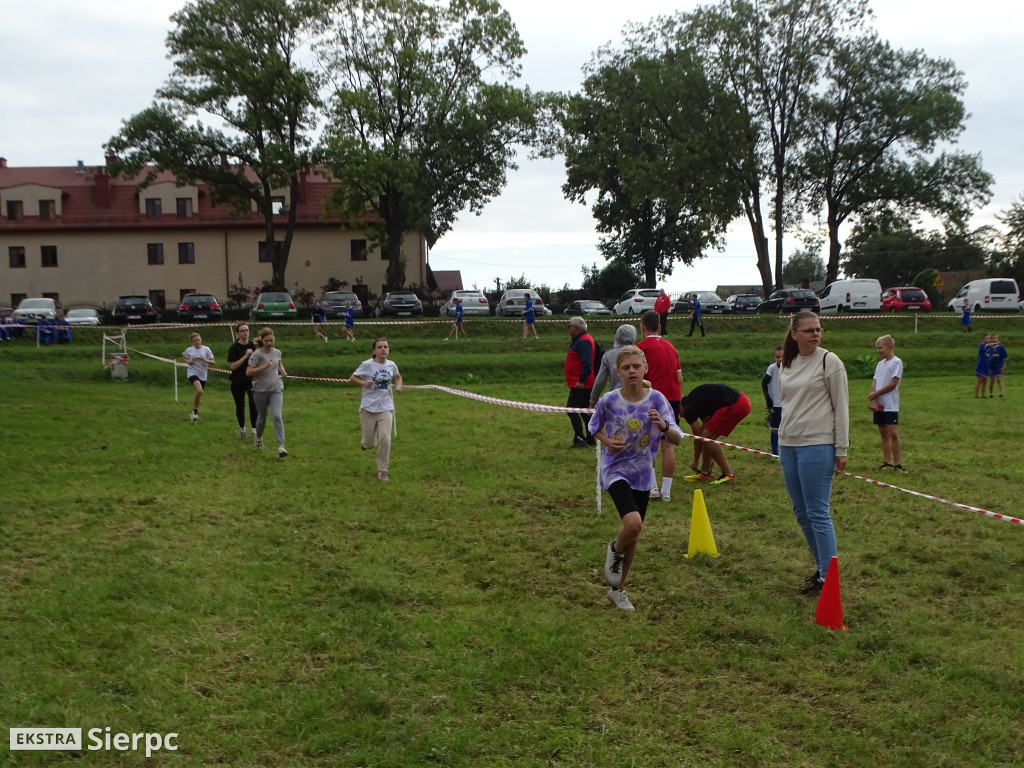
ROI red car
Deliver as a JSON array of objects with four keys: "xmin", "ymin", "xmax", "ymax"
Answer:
[{"xmin": 881, "ymin": 286, "xmax": 931, "ymax": 313}]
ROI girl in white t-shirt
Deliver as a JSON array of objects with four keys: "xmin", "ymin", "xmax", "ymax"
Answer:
[
  {"xmin": 869, "ymin": 334, "xmax": 904, "ymax": 472},
  {"xmin": 182, "ymin": 332, "xmax": 215, "ymax": 424},
  {"xmin": 351, "ymin": 338, "xmax": 403, "ymax": 481}
]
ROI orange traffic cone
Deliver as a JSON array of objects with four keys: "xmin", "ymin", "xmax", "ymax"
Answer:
[
  {"xmin": 814, "ymin": 556, "xmax": 849, "ymax": 631},
  {"xmin": 684, "ymin": 490, "xmax": 719, "ymax": 558}
]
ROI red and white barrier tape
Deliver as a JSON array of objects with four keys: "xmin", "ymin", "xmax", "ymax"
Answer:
[{"xmin": 119, "ymin": 345, "xmax": 1021, "ymax": 526}]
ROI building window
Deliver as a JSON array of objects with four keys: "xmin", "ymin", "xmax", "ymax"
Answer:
[
  {"xmin": 41, "ymin": 246, "xmax": 58, "ymax": 268},
  {"xmin": 11, "ymin": 293, "xmax": 28, "ymax": 306},
  {"xmin": 259, "ymin": 241, "xmax": 281, "ymax": 263},
  {"xmin": 145, "ymin": 198, "xmax": 162, "ymax": 217},
  {"xmin": 9, "ymin": 246, "xmax": 26, "ymax": 268},
  {"xmin": 351, "ymin": 239, "xmax": 367, "ymax": 261},
  {"xmin": 6, "ymin": 201, "xmax": 23, "ymax": 221},
  {"xmin": 150, "ymin": 290, "xmax": 166, "ymax": 310},
  {"xmin": 178, "ymin": 242, "xmax": 196, "ymax": 264},
  {"xmin": 147, "ymin": 243, "xmax": 165, "ymax": 265},
  {"xmin": 39, "ymin": 200, "xmax": 56, "ymax": 220},
  {"xmin": 43, "ymin": 292, "xmax": 60, "ymax": 303},
  {"xmin": 176, "ymin": 198, "xmax": 193, "ymax": 218},
  {"xmin": 271, "ymin": 196, "xmax": 286, "ymax": 215}
]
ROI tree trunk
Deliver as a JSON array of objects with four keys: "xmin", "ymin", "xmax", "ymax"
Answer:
[{"xmin": 825, "ymin": 200, "xmax": 842, "ymax": 284}]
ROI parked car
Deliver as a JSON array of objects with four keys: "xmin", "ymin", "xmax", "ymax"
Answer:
[
  {"xmin": 375, "ymin": 291, "xmax": 424, "ymax": 317},
  {"xmin": 65, "ymin": 308, "xmax": 101, "ymax": 326},
  {"xmin": 563, "ymin": 299, "xmax": 612, "ymax": 316},
  {"xmin": 881, "ymin": 287, "xmax": 931, "ymax": 313},
  {"xmin": 12, "ymin": 298, "xmax": 63, "ymax": 325},
  {"xmin": 673, "ymin": 291, "xmax": 729, "ymax": 314},
  {"xmin": 495, "ymin": 288, "xmax": 547, "ymax": 317},
  {"xmin": 725, "ymin": 294, "xmax": 762, "ymax": 314},
  {"xmin": 111, "ymin": 295, "xmax": 160, "ymax": 324},
  {"xmin": 250, "ymin": 292, "xmax": 297, "ymax": 322},
  {"xmin": 320, "ymin": 291, "xmax": 363, "ymax": 319},
  {"xmin": 442, "ymin": 290, "xmax": 491, "ymax": 316},
  {"xmin": 177, "ymin": 293, "xmax": 223, "ymax": 322},
  {"xmin": 817, "ymin": 278, "xmax": 882, "ymax": 314},
  {"xmin": 947, "ymin": 278, "xmax": 1021, "ymax": 313},
  {"xmin": 612, "ymin": 288, "xmax": 660, "ymax": 315},
  {"xmin": 757, "ymin": 289, "xmax": 820, "ymax": 314}
]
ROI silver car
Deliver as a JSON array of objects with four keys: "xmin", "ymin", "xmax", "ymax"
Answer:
[
  {"xmin": 495, "ymin": 288, "xmax": 547, "ymax": 317},
  {"xmin": 442, "ymin": 290, "xmax": 491, "ymax": 316},
  {"xmin": 13, "ymin": 297, "xmax": 62, "ymax": 325},
  {"xmin": 65, "ymin": 309, "xmax": 101, "ymax": 326}
]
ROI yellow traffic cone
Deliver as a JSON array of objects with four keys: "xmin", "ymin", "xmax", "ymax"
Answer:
[{"xmin": 685, "ymin": 489, "xmax": 719, "ymax": 558}]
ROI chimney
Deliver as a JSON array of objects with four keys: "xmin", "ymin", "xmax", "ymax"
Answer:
[{"xmin": 94, "ymin": 168, "xmax": 112, "ymax": 208}]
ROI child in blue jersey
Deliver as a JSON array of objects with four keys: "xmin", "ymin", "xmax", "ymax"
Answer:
[
  {"xmin": 521, "ymin": 297, "xmax": 538, "ymax": 340},
  {"xmin": 986, "ymin": 333, "xmax": 1009, "ymax": 398},
  {"xmin": 311, "ymin": 301, "xmax": 327, "ymax": 342},
  {"xmin": 960, "ymin": 298, "xmax": 972, "ymax": 332},
  {"xmin": 761, "ymin": 345, "xmax": 783, "ymax": 455},
  {"xmin": 343, "ymin": 301, "xmax": 356, "ymax": 342},
  {"xmin": 975, "ymin": 333, "xmax": 992, "ymax": 397},
  {"xmin": 590, "ymin": 345, "xmax": 684, "ymax": 611},
  {"xmin": 445, "ymin": 298, "xmax": 467, "ymax": 340}
]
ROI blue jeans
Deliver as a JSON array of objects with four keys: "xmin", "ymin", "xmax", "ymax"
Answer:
[{"xmin": 780, "ymin": 444, "xmax": 837, "ymax": 579}]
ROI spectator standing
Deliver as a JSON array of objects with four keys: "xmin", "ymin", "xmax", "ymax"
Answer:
[
  {"xmin": 762, "ymin": 345, "xmax": 784, "ymax": 456},
  {"xmin": 182, "ymin": 332, "xmax": 215, "ymax": 423},
  {"xmin": 227, "ymin": 322, "xmax": 257, "ymax": 439},
  {"xmin": 778, "ymin": 311, "xmax": 849, "ymax": 596},
  {"xmin": 590, "ymin": 324, "xmax": 638, "ymax": 406},
  {"xmin": 565, "ymin": 316, "xmax": 597, "ymax": 448},
  {"xmin": 686, "ymin": 293, "xmax": 705, "ymax": 337},
  {"xmin": 247, "ymin": 327, "xmax": 288, "ymax": 457},
  {"xmin": 986, "ymin": 333, "xmax": 1009, "ymax": 397},
  {"xmin": 868, "ymin": 334, "xmax": 905, "ymax": 472},
  {"xmin": 679, "ymin": 384, "xmax": 752, "ymax": 484},
  {"xmin": 636, "ymin": 310, "xmax": 683, "ymax": 500},
  {"xmin": 975, "ymin": 333, "xmax": 992, "ymax": 397},
  {"xmin": 351, "ymin": 337, "xmax": 403, "ymax": 481},
  {"xmin": 654, "ymin": 288, "xmax": 672, "ymax": 336}
]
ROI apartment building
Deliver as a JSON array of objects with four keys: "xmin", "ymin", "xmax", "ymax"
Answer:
[{"xmin": 0, "ymin": 157, "xmax": 427, "ymax": 310}]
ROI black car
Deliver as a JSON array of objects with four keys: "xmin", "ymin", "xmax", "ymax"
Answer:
[
  {"xmin": 725, "ymin": 294, "xmax": 761, "ymax": 314},
  {"xmin": 757, "ymin": 289, "xmax": 820, "ymax": 314},
  {"xmin": 673, "ymin": 291, "xmax": 730, "ymax": 314},
  {"xmin": 177, "ymin": 294, "xmax": 223, "ymax": 322},
  {"xmin": 111, "ymin": 295, "xmax": 160, "ymax": 324},
  {"xmin": 563, "ymin": 299, "xmax": 612, "ymax": 316},
  {"xmin": 320, "ymin": 291, "xmax": 363, "ymax": 319},
  {"xmin": 375, "ymin": 291, "xmax": 423, "ymax": 317}
]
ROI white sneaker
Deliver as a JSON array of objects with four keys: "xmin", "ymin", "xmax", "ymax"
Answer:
[
  {"xmin": 322, "ymin": 335, "xmax": 328, "ymax": 342},
  {"xmin": 278, "ymin": 445, "xmax": 288, "ymax": 458},
  {"xmin": 604, "ymin": 540, "xmax": 624, "ymax": 588},
  {"xmin": 662, "ymin": 492, "xmax": 671, "ymax": 503},
  {"xmin": 190, "ymin": 411, "xmax": 198, "ymax": 424},
  {"xmin": 649, "ymin": 487, "xmax": 661, "ymax": 499},
  {"xmin": 254, "ymin": 435, "xmax": 263, "ymax": 450},
  {"xmin": 239, "ymin": 427, "xmax": 246, "ymax": 439},
  {"xmin": 607, "ymin": 587, "xmax": 635, "ymax": 611}
]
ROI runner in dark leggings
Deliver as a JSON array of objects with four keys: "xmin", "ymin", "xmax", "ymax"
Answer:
[{"xmin": 227, "ymin": 322, "xmax": 257, "ymax": 439}]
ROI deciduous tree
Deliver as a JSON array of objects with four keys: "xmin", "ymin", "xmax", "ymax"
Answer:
[
  {"xmin": 105, "ymin": 0, "xmax": 328, "ymax": 289},
  {"xmin": 319, "ymin": 0, "xmax": 540, "ymax": 290}
]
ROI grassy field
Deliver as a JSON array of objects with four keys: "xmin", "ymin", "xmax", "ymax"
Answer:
[{"xmin": 1, "ymin": 314, "xmax": 1022, "ymax": 767}]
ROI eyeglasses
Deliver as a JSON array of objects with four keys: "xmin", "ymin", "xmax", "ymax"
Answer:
[{"xmin": 795, "ymin": 327, "xmax": 823, "ymax": 334}]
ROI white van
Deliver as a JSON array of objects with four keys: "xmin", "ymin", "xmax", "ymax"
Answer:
[
  {"xmin": 947, "ymin": 278, "xmax": 1021, "ymax": 313},
  {"xmin": 817, "ymin": 279, "xmax": 882, "ymax": 314}
]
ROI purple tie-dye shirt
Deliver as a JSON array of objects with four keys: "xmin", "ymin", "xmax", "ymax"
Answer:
[{"xmin": 589, "ymin": 388, "xmax": 682, "ymax": 491}]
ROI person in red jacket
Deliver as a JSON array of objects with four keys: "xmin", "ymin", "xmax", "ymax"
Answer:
[
  {"xmin": 637, "ymin": 310, "xmax": 683, "ymax": 499},
  {"xmin": 654, "ymin": 288, "xmax": 672, "ymax": 336},
  {"xmin": 565, "ymin": 316, "xmax": 597, "ymax": 448}
]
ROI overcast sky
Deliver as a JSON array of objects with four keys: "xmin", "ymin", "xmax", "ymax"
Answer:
[{"xmin": 2, "ymin": 0, "xmax": 1021, "ymax": 295}]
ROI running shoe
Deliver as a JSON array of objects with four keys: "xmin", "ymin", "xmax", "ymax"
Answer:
[
  {"xmin": 607, "ymin": 587, "xmax": 635, "ymax": 611},
  {"xmin": 683, "ymin": 472, "xmax": 713, "ymax": 482},
  {"xmin": 711, "ymin": 474, "xmax": 736, "ymax": 485},
  {"xmin": 604, "ymin": 540, "xmax": 624, "ymax": 588}
]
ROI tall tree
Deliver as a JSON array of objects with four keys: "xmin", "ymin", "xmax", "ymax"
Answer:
[
  {"xmin": 994, "ymin": 195, "xmax": 1024, "ymax": 285},
  {"xmin": 781, "ymin": 248, "xmax": 826, "ymax": 284},
  {"xmin": 319, "ymin": 0, "xmax": 539, "ymax": 289},
  {"xmin": 559, "ymin": 46, "xmax": 748, "ymax": 286},
  {"xmin": 681, "ymin": 0, "xmax": 870, "ymax": 295},
  {"xmin": 105, "ymin": 0, "xmax": 327, "ymax": 289},
  {"xmin": 799, "ymin": 33, "xmax": 992, "ymax": 282}
]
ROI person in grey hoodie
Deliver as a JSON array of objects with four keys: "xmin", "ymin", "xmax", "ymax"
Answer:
[{"xmin": 590, "ymin": 323, "xmax": 639, "ymax": 407}]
